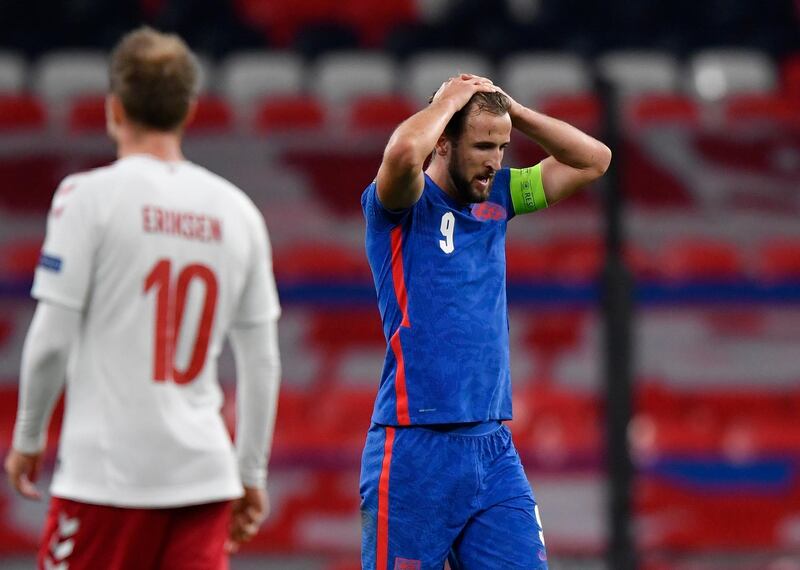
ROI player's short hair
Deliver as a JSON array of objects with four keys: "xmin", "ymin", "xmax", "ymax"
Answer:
[
  {"xmin": 109, "ymin": 27, "xmax": 199, "ymax": 132},
  {"xmin": 431, "ymin": 90, "xmax": 512, "ymax": 142}
]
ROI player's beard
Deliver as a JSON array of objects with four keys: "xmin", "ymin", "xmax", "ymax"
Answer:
[{"xmin": 448, "ymin": 155, "xmax": 491, "ymax": 205}]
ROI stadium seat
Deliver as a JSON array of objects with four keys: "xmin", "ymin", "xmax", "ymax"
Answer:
[
  {"xmin": 307, "ymin": 309, "xmax": 384, "ymax": 352},
  {"xmin": 0, "ymin": 51, "xmax": 26, "ymax": 93},
  {"xmin": 0, "ymin": 94, "xmax": 46, "ymax": 132},
  {"xmin": 781, "ymin": 53, "xmax": 800, "ymax": 100},
  {"xmin": 313, "ymin": 51, "xmax": 396, "ymax": 104},
  {"xmin": 687, "ymin": 49, "xmax": 777, "ymax": 101},
  {"xmin": 186, "ymin": 96, "xmax": 234, "ymax": 133},
  {"xmin": 756, "ymin": 239, "xmax": 800, "ymax": 281},
  {"xmin": 254, "ymin": 95, "xmax": 326, "ymax": 133},
  {"xmin": 507, "ymin": 238, "xmax": 603, "ymax": 282},
  {"xmin": 505, "ymin": 241, "xmax": 553, "ymax": 280},
  {"xmin": 538, "ymin": 93, "xmax": 601, "ymax": 133},
  {"xmin": 0, "ymin": 155, "xmax": 65, "ymax": 212},
  {"xmin": 273, "ymin": 242, "xmax": 371, "ymax": 282},
  {"xmin": 723, "ymin": 93, "xmax": 800, "ymax": 126},
  {"xmin": 283, "ymin": 148, "xmax": 382, "ymax": 215},
  {"xmin": 548, "ymin": 237, "xmax": 604, "ymax": 281},
  {"xmin": 347, "ymin": 94, "xmax": 416, "ymax": 133},
  {"xmin": 218, "ymin": 51, "xmax": 305, "ymax": 107},
  {"xmin": 235, "ymin": 0, "xmax": 338, "ymax": 46},
  {"xmin": 625, "ymin": 94, "xmax": 701, "ymax": 127},
  {"xmin": 0, "ymin": 238, "xmax": 41, "ymax": 279},
  {"xmin": 338, "ymin": 0, "xmax": 416, "ymax": 46},
  {"xmin": 596, "ymin": 51, "xmax": 681, "ymax": 96},
  {"xmin": 404, "ymin": 51, "xmax": 492, "ymax": 103},
  {"xmin": 67, "ymin": 95, "xmax": 106, "ymax": 133},
  {"xmin": 498, "ymin": 52, "xmax": 591, "ymax": 107},
  {"xmin": 657, "ymin": 240, "xmax": 744, "ymax": 281},
  {"xmin": 67, "ymin": 95, "xmax": 232, "ymax": 134},
  {"xmin": 32, "ymin": 50, "xmax": 108, "ymax": 104}
]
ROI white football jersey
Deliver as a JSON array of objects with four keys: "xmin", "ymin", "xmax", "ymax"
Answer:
[{"xmin": 31, "ymin": 154, "xmax": 280, "ymax": 508}]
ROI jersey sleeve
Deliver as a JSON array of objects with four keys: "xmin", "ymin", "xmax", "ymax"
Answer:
[
  {"xmin": 31, "ymin": 177, "xmax": 98, "ymax": 311},
  {"xmin": 361, "ymin": 181, "xmax": 412, "ymax": 232},
  {"xmin": 233, "ymin": 210, "xmax": 281, "ymax": 327},
  {"xmin": 489, "ymin": 168, "xmax": 515, "ymax": 221}
]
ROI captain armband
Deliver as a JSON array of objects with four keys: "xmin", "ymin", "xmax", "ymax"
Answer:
[{"xmin": 509, "ymin": 163, "xmax": 548, "ymax": 215}]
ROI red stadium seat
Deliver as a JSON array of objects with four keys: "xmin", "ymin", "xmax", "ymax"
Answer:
[
  {"xmin": 723, "ymin": 93, "xmax": 800, "ymax": 126},
  {"xmin": 626, "ymin": 94, "xmax": 701, "ymax": 127},
  {"xmin": 0, "ymin": 239, "xmax": 41, "ymax": 279},
  {"xmin": 68, "ymin": 95, "xmax": 106, "ymax": 133},
  {"xmin": 0, "ymin": 155, "xmax": 65, "ymax": 212},
  {"xmin": 505, "ymin": 242, "xmax": 553, "ymax": 280},
  {"xmin": 512, "ymin": 386, "xmax": 602, "ymax": 462},
  {"xmin": 272, "ymin": 242, "xmax": 371, "ymax": 281},
  {"xmin": 781, "ymin": 52, "xmax": 800, "ymax": 100},
  {"xmin": 235, "ymin": 0, "xmax": 414, "ymax": 47},
  {"xmin": 347, "ymin": 94, "xmax": 416, "ymax": 133},
  {"xmin": 0, "ymin": 94, "xmax": 46, "ymax": 132},
  {"xmin": 236, "ymin": 0, "xmax": 339, "ymax": 46},
  {"xmin": 538, "ymin": 93, "xmax": 600, "ymax": 134},
  {"xmin": 657, "ymin": 240, "xmax": 743, "ymax": 280},
  {"xmin": 254, "ymin": 95, "xmax": 326, "ymax": 133},
  {"xmin": 283, "ymin": 149, "xmax": 381, "ymax": 215},
  {"xmin": 507, "ymin": 238, "xmax": 604, "ymax": 281},
  {"xmin": 308, "ymin": 309, "xmax": 384, "ymax": 351},
  {"xmin": 756, "ymin": 239, "xmax": 800, "ymax": 280},
  {"xmin": 186, "ymin": 96, "xmax": 234, "ymax": 133},
  {"xmin": 69, "ymin": 95, "xmax": 234, "ymax": 134},
  {"xmin": 339, "ymin": 0, "xmax": 415, "ymax": 46}
]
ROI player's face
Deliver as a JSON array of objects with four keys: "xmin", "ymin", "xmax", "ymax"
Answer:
[{"xmin": 448, "ymin": 111, "xmax": 512, "ymax": 204}]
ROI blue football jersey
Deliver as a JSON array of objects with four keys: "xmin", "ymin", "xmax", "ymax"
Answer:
[{"xmin": 362, "ymin": 168, "xmax": 531, "ymax": 426}]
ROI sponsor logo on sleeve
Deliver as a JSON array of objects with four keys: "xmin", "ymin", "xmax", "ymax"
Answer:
[{"xmin": 38, "ymin": 253, "xmax": 63, "ymax": 272}]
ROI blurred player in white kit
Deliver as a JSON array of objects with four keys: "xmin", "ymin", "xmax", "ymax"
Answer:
[{"xmin": 4, "ymin": 27, "xmax": 282, "ymax": 569}]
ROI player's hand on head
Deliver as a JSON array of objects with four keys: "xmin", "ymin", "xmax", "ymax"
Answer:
[
  {"xmin": 4, "ymin": 449, "xmax": 43, "ymax": 500},
  {"xmin": 431, "ymin": 73, "xmax": 498, "ymax": 109},
  {"xmin": 490, "ymin": 83, "xmax": 522, "ymax": 117},
  {"xmin": 226, "ymin": 486, "xmax": 268, "ymax": 553}
]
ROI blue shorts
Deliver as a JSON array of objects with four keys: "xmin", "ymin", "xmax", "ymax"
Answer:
[{"xmin": 359, "ymin": 422, "xmax": 548, "ymax": 570}]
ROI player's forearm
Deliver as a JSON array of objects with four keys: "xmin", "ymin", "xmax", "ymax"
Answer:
[
  {"xmin": 230, "ymin": 319, "xmax": 281, "ymax": 489},
  {"xmin": 12, "ymin": 302, "xmax": 78, "ymax": 453},
  {"xmin": 509, "ymin": 104, "xmax": 611, "ymax": 175},
  {"xmin": 383, "ymin": 97, "xmax": 462, "ymax": 173}
]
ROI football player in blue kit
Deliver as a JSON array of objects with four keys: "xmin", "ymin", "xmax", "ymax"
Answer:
[{"xmin": 360, "ymin": 73, "xmax": 612, "ymax": 569}]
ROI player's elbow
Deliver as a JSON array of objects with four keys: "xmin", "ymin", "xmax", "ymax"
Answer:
[
  {"xmin": 591, "ymin": 143, "xmax": 612, "ymax": 179},
  {"xmin": 383, "ymin": 137, "xmax": 425, "ymax": 174}
]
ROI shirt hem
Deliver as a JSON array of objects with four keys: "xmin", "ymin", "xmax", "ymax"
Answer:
[{"xmin": 50, "ymin": 481, "xmax": 244, "ymax": 509}]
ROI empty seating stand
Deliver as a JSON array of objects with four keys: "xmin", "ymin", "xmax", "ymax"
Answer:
[
  {"xmin": 687, "ymin": 48, "xmax": 777, "ymax": 101},
  {"xmin": 499, "ymin": 52, "xmax": 592, "ymax": 107},
  {"xmin": 403, "ymin": 50, "xmax": 492, "ymax": 103},
  {"xmin": 313, "ymin": 51, "xmax": 397, "ymax": 104}
]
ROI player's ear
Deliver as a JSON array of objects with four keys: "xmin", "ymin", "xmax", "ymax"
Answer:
[
  {"xmin": 434, "ymin": 134, "xmax": 450, "ymax": 157},
  {"xmin": 105, "ymin": 94, "xmax": 125, "ymax": 140}
]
